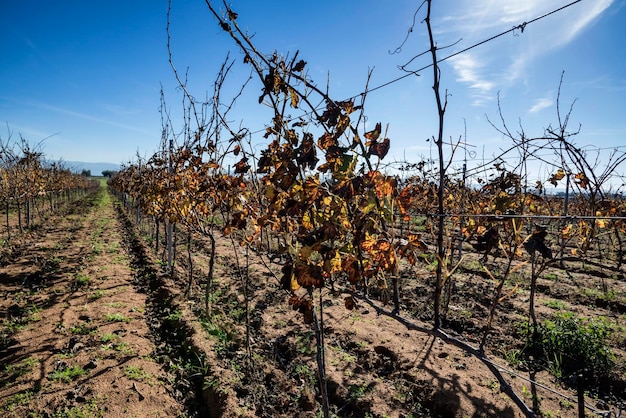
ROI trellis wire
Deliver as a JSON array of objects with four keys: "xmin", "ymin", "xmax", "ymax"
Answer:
[{"xmin": 407, "ymin": 213, "xmax": 626, "ymax": 221}]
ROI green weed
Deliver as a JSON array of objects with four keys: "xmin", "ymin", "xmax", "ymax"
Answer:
[
  {"xmin": 48, "ymin": 365, "xmax": 86, "ymax": 383},
  {"xmin": 104, "ymin": 313, "xmax": 129, "ymax": 323},
  {"xmin": 1, "ymin": 389, "xmax": 35, "ymax": 412},
  {"xmin": 124, "ymin": 366, "xmax": 154, "ymax": 385},
  {"xmin": 104, "ymin": 342, "xmax": 134, "ymax": 356},
  {"xmin": 53, "ymin": 397, "xmax": 103, "ymax": 417},
  {"xmin": 348, "ymin": 383, "xmax": 371, "ymax": 400},
  {"xmin": 69, "ymin": 324, "xmax": 95, "ymax": 335},
  {"xmin": 166, "ymin": 310, "xmax": 183, "ymax": 321},
  {"xmin": 2, "ymin": 357, "xmax": 39, "ymax": 384},
  {"xmin": 501, "ymin": 348, "xmax": 525, "ymax": 369},
  {"xmin": 544, "ymin": 299, "xmax": 566, "ymax": 310},
  {"xmin": 74, "ymin": 273, "xmax": 90, "ymax": 288},
  {"xmin": 520, "ymin": 312, "xmax": 615, "ymax": 380}
]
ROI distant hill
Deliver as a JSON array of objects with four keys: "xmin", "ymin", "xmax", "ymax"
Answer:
[{"xmin": 54, "ymin": 161, "xmax": 121, "ymax": 176}]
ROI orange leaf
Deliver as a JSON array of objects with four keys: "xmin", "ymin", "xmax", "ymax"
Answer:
[
  {"xmin": 318, "ymin": 132, "xmax": 338, "ymax": 151},
  {"xmin": 295, "ymin": 263, "xmax": 324, "ymax": 288}
]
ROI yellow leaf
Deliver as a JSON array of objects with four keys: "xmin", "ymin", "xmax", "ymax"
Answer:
[
  {"xmin": 289, "ymin": 88, "xmax": 299, "ymax": 108},
  {"xmin": 323, "ymin": 251, "xmax": 342, "ymax": 274},
  {"xmin": 302, "ymin": 212, "xmax": 313, "ymax": 230},
  {"xmin": 561, "ymin": 224, "xmax": 573, "ymax": 239},
  {"xmin": 290, "ymin": 274, "xmax": 301, "ymax": 291}
]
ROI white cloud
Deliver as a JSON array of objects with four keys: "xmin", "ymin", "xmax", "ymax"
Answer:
[
  {"xmin": 528, "ymin": 97, "xmax": 553, "ymax": 113},
  {"xmin": 448, "ymin": 54, "xmax": 496, "ymax": 105},
  {"xmin": 558, "ymin": 0, "xmax": 614, "ymax": 46},
  {"xmin": 437, "ymin": 0, "xmax": 615, "ymax": 105}
]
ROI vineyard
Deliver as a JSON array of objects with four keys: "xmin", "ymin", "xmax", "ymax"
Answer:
[{"xmin": 3, "ymin": 0, "xmax": 626, "ymax": 417}]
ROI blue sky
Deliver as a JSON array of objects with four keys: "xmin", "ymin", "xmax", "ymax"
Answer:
[{"xmin": 1, "ymin": 1, "xmax": 625, "ymax": 185}]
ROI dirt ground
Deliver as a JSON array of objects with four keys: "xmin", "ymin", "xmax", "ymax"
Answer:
[
  {"xmin": 2, "ymin": 183, "xmax": 625, "ymax": 417},
  {"xmin": 0, "ymin": 187, "xmax": 183, "ymax": 417}
]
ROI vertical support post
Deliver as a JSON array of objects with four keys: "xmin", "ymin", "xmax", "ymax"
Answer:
[
  {"xmin": 458, "ymin": 162, "xmax": 467, "ymax": 262},
  {"xmin": 560, "ymin": 172, "xmax": 570, "ymax": 267},
  {"xmin": 167, "ymin": 139, "xmax": 174, "ymax": 275},
  {"xmin": 136, "ymin": 160, "xmax": 141, "ymax": 227},
  {"xmin": 577, "ymin": 373, "xmax": 585, "ymax": 418}
]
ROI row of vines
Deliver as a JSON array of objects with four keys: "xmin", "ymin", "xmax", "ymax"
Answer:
[
  {"xmin": 108, "ymin": 1, "xmax": 626, "ymax": 416},
  {"xmin": 0, "ymin": 134, "xmax": 98, "ymax": 241}
]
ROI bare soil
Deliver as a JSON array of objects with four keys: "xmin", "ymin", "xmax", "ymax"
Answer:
[
  {"xmin": 0, "ymin": 188, "xmax": 184, "ymax": 417},
  {"xmin": 2, "ymin": 184, "xmax": 625, "ymax": 417}
]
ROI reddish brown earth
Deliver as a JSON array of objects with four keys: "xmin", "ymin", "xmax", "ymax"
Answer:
[
  {"xmin": 2, "ymin": 184, "xmax": 625, "ymax": 417},
  {"xmin": 0, "ymin": 189, "xmax": 183, "ymax": 417}
]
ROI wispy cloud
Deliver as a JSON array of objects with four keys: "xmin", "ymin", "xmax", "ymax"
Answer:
[
  {"xmin": 23, "ymin": 99, "xmax": 151, "ymax": 134},
  {"xmin": 448, "ymin": 54, "xmax": 495, "ymax": 106},
  {"xmin": 0, "ymin": 122, "xmax": 58, "ymax": 142},
  {"xmin": 574, "ymin": 75, "xmax": 626, "ymax": 93},
  {"xmin": 438, "ymin": 0, "xmax": 615, "ymax": 105},
  {"xmin": 528, "ymin": 97, "xmax": 553, "ymax": 113}
]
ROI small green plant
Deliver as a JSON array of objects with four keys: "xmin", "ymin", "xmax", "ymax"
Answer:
[
  {"xmin": 501, "ymin": 348, "xmax": 525, "ymax": 369},
  {"xmin": 48, "ymin": 365, "xmax": 86, "ymax": 383},
  {"xmin": 1, "ymin": 389, "xmax": 35, "ymax": 412},
  {"xmin": 69, "ymin": 324, "xmax": 95, "ymax": 335},
  {"xmin": 485, "ymin": 379, "xmax": 498, "ymax": 392},
  {"xmin": 43, "ymin": 256, "xmax": 62, "ymax": 273},
  {"xmin": 229, "ymin": 308, "xmax": 246, "ymax": 322},
  {"xmin": 112, "ymin": 342, "xmax": 134, "ymax": 356},
  {"xmin": 559, "ymin": 398, "xmax": 574, "ymax": 410},
  {"xmin": 124, "ymin": 366, "xmax": 154, "ymax": 385},
  {"xmin": 348, "ymin": 383, "xmax": 371, "ymax": 400},
  {"xmin": 294, "ymin": 363, "xmax": 316, "ymax": 386},
  {"xmin": 100, "ymin": 333, "xmax": 117, "ymax": 343},
  {"xmin": 166, "ymin": 310, "xmax": 182, "ymax": 321},
  {"xmin": 330, "ymin": 344, "xmax": 357, "ymax": 364},
  {"xmin": 548, "ymin": 353, "xmax": 563, "ymax": 379},
  {"xmin": 411, "ymin": 216, "xmax": 428, "ymax": 231},
  {"xmin": 91, "ymin": 243, "xmax": 103, "ymax": 255},
  {"xmin": 203, "ymin": 375, "xmax": 228, "ymax": 394},
  {"xmin": 544, "ymin": 299, "xmax": 566, "ymax": 310},
  {"xmin": 2, "ymin": 357, "xmax": 39, "ymax": 384},
  {"xmin": 74, "ymin": 273, "xmax": 90, "ymax": 288},
  {"xmin": 105, "ymin": 242, "xmax": 120, "ymax": 254},
  {"xmin": 105, "ymin": 313, "xmax": 130, "ymax": 323},
  {"xmin": 52, "ymin": 397, "xmax": 103, "ymax": 417},
  {"xmin": 200, "ymin": 318, "xmax": 232, "ymax": 353},
  {"xmin": 89, "ymin": 289, "xmax": 105, "ymax": 300},
  {"xmin": 1, "ymin": 305, "xmax": 42, "ymax": 335},
  {"xmin": 294, "ymin": 331, "xmax": 314, "ymax": 355},
  {"xmin": 2, "ymin": 318, "xmax": 27, "ymax": 334}
]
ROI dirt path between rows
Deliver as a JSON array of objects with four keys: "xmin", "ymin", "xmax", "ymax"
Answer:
[{"xmin": 0, "ymin": 185, "xmax": 184, "ymax": 417}]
